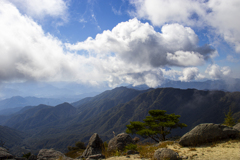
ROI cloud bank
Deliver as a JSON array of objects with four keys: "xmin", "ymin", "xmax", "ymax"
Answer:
[
  {"xmin": 8, "ymin": 0, "xmax": 68, "ymax": 20},
  {"xmin": 205, "ymin": 64, "xmax": 231, "ymax": 79},
  {"xmin": 66, "ymin": 18, "xmax": 215, "ymax": 86},
  {"xmin": 0, "ymin": 1, "xmax": 217, "ymax": 88},
  {"xmin": 130, "ymin": 0, "xmax": 240, "ymax": 53},
  {"xmin": 179, "ymin": 67, "xmax": 204, "ymax": 82}
]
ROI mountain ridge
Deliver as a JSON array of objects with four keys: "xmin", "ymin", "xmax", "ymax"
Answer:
[{"xmin": 2, "ymin": 87, "xmax": 240, "ymax": 154}]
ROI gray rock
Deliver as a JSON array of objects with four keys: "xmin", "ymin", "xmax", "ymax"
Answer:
[
  {"xmin": 179, "ymin": 123, "xmax": 239, "ymax": 146},
  {"xmin": 153, "ymin": 148, "xmax": 179, "ymax": 160},
  {"xmin": 233, "ymin": 123, "xmax": 240, "ymax": 132},
  {"xmin": 82, "ymin": 133, "xmax": 104, "ymax": 158},
  {"xmin": 37, "ymin": 148, "xmax": 66, "ymax": 160},
  {"xmin": 0, "ymin": 147, "xmax": 14, "ymax": 159},
  {"xmin": 108, "ymin": 133, "xmax": 133, "ymax": 151},
  {"xmin": 126, "ymin": 150, "xmax": 135, "ymax": 155}
]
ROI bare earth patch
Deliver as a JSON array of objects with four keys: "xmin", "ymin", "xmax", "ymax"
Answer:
[
  {"xmin": 107, "ymin": 154, "xmax": 148, "ymax": 160},
  {"xmin": 167, "ymin": 140, "xmax": 240, "ymax": 160},
  {"xmin": 106, "ymin": 140, "xmax": 240, "ymax": 160}
]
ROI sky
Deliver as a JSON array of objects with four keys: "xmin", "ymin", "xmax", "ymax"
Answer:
[{"xmin": 0, "ymin": 0, "xmax": 240, "ymax": 89}]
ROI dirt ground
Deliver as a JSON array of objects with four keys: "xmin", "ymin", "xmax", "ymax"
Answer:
[
  {"xmin": 106, "ymin": 140, "xmax": 240, "ymax": 160},
  {"xmin": 168, "ymin": 140, "xmax": 240, "ymax": 160}
]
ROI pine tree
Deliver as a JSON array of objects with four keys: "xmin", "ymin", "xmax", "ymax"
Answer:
[
  {"xmin": 223, "ymin": 107, "xmax": 236, "ymax": 127},
  {"xmin": 126, "ymin": 110, "xmax": 187, "ymax": 142}
]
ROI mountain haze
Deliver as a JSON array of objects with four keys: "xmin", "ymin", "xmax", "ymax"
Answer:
[{"xmin": 1, "ymin": 87, "xmax": 240, "ymax": 154}]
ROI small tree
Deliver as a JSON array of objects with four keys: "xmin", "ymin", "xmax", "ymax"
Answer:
[
  {"xmin": 126, "ymin": 110, "xmax": 187, "ymax": 142},
  {"xmin": 67, "ymin": 141, "xmax": 86, "ymax": 151},
  {"xmin": 223, "ymin": 107, "xmax": 236, "ymax": 127},
  {"xmin": 75, "ymin": 141, "xmax": 86, "ymax": 149}
]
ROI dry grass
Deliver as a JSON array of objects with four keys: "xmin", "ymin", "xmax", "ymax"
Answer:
[
  {"xmin": 167, "ymin": 138, "xmax": 240, "ymax": 160},
  {"xmin": 188, "ymin": 148, "xmax": 197, "ymax": 151},
  {"xmin": 65, "ymin": 138, "xmax": 240, "ymax": 160}
]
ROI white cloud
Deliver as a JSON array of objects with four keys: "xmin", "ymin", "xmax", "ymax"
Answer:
[
  {"xmin": 207, "ymin": 0, "xmax": 240, "ymax": 53},
  {"xmin": 179, "ymin": 67, "xmax": 204, "ymax": 82},
  {"xmin": 227, "ymin": 55, "xmax": 239, "ymax": 63},
  {"xmin": 205, "ymin": 64, "xmax": 231, "ymax": 79},
  {"xmin": 130, "ymin": 0, "xmax": 240, "ymax": 53},
  {"xmin": 66, "ymin": 19, "xmax": 214, "ymax": 68},
  {"xmin": 161, "ymin": 68, "xmax": 181, "ymax": 80},
  {"xmin": 0, "ymin": 1, "xmax": 89, "ymax": 83},
  {"xmin": 8, "ymin": 0, "xmax": 68, "ymax": 20},
  {"xmin": 167, "ymin": 51, "xmax": 205, "ymax": 67},
  {"xmin": 0, "ymin": 1, "xmax": 217, "ymax": 88},
  {"xmin": 66, "ymin": 18, "xmax": 215, "ymax": 87},
  {"xmin": 129, "ymin": 0, "xmax": 206, "ymax": 26}
]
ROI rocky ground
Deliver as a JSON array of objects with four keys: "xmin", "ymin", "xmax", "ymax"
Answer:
[{"xmin": 106, "ymin": 140, "xmax": 240, "ymax": 160}]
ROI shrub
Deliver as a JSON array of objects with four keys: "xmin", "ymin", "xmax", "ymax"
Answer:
[
  {"xmin": 75, "ymin": 141, "xmax": 86, "ymax": 149},
  {"xmin": 22, "ymin": 152, "xmax": 31, "ymax": 159},
  {"xmin": 124, "ymin": 143, "xmax": 137, "ymax": 151},
  {"xmin": 103, "ymin": 141, "xmax": 108, "ymax": 148},
  {"xmin": 223, "ymin": 107, "xmax": 236, "ymax": 127}
]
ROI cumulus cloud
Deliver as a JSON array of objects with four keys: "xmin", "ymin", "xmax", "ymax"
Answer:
[
  {"xmin": 8, "ymin": 0, "xmax": 68, "ymax": 20},
  {"xmin": 129, "ymin": 0, "xmax": 206, "ymax": 26},
  {"xmin": 65, "ymin": 18, "xmax": 215, "ymax": 87},
  {"xmin": 0, "ymin": 1, "xmax": 88, "ymax": 83},
  {"xmin": 205, "ymin": 64, "xmax": 231, "ymax": 79},
  {"xmin": 161, "ymin": 68, "xmax": 181, "ymax": 81},
  {"xmin": 179, "ymin": 67, "xmax": 204, "ymax": 82},
  {"xmin": 0, "ymin": 1, "xmax": 216, "ymax": 88},
  {"xmin": 130, "ymin": 0, "xmax": 240, "ymax": 53},
  {"xmin": 66, "ymin": 18, "xmax": 214, "ymax": 68}
]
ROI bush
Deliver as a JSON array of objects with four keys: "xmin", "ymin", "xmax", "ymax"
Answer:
[
  {"xmin": 22, "ymin": 152, "xmax": 31, "ymax": 159},
  {"xmin": 103, "ymin": 141, "xmax": 108, "ymax": 149},
  {"xmin": 223, "ymin": 107, "xmax": 236, "ymax": 127},
  {"xmin": 75, "ymin": 141, "xmax": 86, "ymax": 149},
  {"xmin": 124, "ymin": 143, "xmax": 137, "ymax": 151},
  {"xmin": 68, "ymin": 141, "xmax": 86, "ymax": 151}
]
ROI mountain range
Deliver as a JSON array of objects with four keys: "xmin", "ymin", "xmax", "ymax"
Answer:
[
  {"xmin": 128, "ymin": 79, "xmax": 240, "ymax": 92},
  {"xmin": 1, "ymin": 86, "xmax": 240, "ymax": 156}
]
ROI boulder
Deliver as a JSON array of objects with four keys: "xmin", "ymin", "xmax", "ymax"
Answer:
[
  {"xmin": 37, "ymin": 148, "xmax": 66, "ymax": 160},
  {"xmin": 233, "ymin": 123, "xmax": 240, "ymax": 132},
  {"xmin": 132, "ymin": 137, "xmax": 140, "ymax": 144},
  {"xmin": 153, "ymin": 148, "xmax": 179, "ymax": 160},
  {"xmin": 0, "ymin": 147, "xmax": 14, "ymax": 159},
  {"xmin": 126, "ymin": 150, "xmax": 139, "ymax": 155},
  {"xmin": 179, "ymin": 123, "xmax": 239, "ymax": 146},
  {"xmin": 82, "ymin": 133, "xmax": 104, "ymax": 158},
  {"xmin": 108, "ymin": 133, "xmax": 133, "ymax": 151}
]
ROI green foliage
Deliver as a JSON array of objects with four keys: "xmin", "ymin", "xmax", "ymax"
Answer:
[
  {"xmin": 114, "ymin": 150, "xmax": 121, "ymax": 156},
  {"xmin": 124, "ymin": 143, "xmax": 137, "ymax": 151},
  {"xmin": 126, "ymin": 110, "xmax": 187, "ymax": 142},
  {"xmin": 75, "ymin": 141, "xmax": 86, "ymax": 149},
  {"xmin": 223, "ymin": 107, "xmax": 236, "ymax": 127},
  {"xmin": 67, "ymin": 141, "xmax": 86, "ymax": 151},
  {"xmin": 22, "ymin": 152, "xmax": 31, "ymax": 159},
  {"xmin": 104, "ymin": 141, "xmax": 108, "ymax": 148}
]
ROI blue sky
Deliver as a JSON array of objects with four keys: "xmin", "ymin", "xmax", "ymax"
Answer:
[{"xmin": 0, "ymin": 0, "xmax": 240, "ymax": 89}]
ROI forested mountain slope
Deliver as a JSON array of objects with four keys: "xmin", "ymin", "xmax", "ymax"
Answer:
[{"xmin": 2, "ymin": 87, "xmax": 240, "ymax": 154}]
